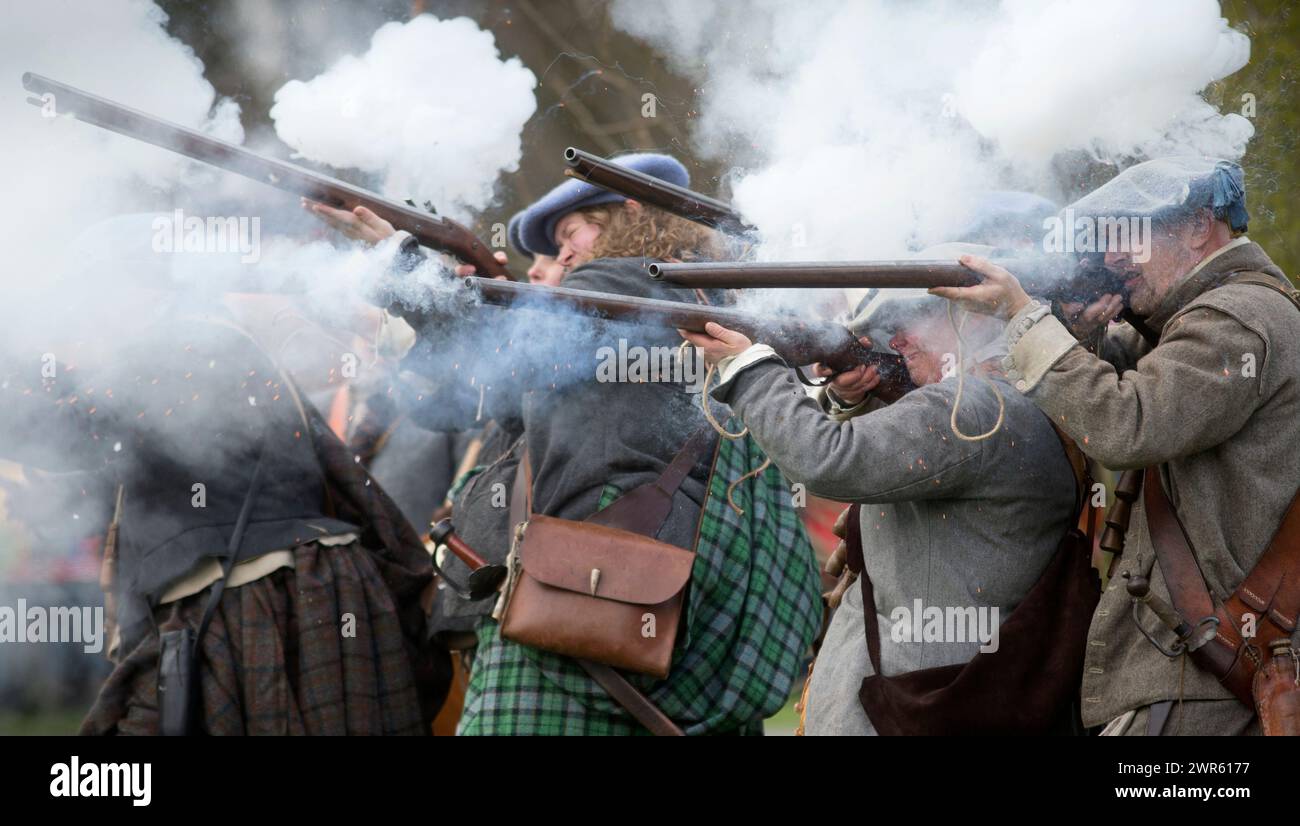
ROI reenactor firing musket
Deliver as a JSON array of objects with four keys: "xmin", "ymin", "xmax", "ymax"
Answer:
[{"xmin": 22, "ymin": 72, "xmax": 511, "ymax": 279}]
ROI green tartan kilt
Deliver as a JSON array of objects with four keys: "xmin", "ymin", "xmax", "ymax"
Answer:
[{"xmin": 457, "ymin": 423, "xmax": 821, "ymax": 736}]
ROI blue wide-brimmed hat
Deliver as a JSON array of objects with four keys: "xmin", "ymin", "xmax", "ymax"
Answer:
[
  {"xmin": 506, "ymin": 210, "xmax": 529, "ymax": 256},
  {"xmin": 518, "ymin": 153, "xmax": 690, "ymax": 257}
]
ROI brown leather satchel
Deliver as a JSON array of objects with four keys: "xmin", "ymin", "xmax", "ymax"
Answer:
[
  {"xmin": 846, "ymin": 425, "xmax": 1101, "ymax": 735},
  {"xmin": 496, "ymin": 429, "xmax": 716, "ymax": 681},
  {"xmin": 1143, "ymin": 467, "xmax": 1300, "ymax": 716}
]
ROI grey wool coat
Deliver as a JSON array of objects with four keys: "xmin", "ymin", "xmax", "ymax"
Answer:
[
  {"xmin": 431, "ymin": 258, "xmax": 719, "ymax": 596},
  {"xmin": 1003, "ymin": 239, "xmax": 1300, "ymax": 733},
  {"xmin": 711, "ymin": 359, "xmax": 1077, "ymax": 734}
]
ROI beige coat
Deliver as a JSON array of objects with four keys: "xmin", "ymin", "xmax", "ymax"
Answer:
[{"xmin": 1005, "ymin": 239, "xmax": 1300, "ymax": 731}]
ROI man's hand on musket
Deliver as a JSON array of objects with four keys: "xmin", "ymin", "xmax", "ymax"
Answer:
[
  {"xmin": 813, "ymin": 336, "xmax": 879, "ymax": 405},
  {"xmin": 931, "ymin": 255, "xmax": 1126, "ymax": 338},
  {"xmin": 304, "ymin": 199, "xmax": 509, "ymax": 280},
  {"xmin": 678, "ymin": 321, "xmax": 752, "ymax": 366},
  {"xmin": 1056, "ymin": 294, "xmax": 1125, "ymax": 340},
  {"xmin": 928, "ymin": 255, "xmax": 1033, "ymax": 320},
  {"xmin": 302, "ymin": 199, "xmax": 396, "ymax": 245},
  {"xmin": 453, "ymin": 251, "xmax": 509, "ymax": 280}
]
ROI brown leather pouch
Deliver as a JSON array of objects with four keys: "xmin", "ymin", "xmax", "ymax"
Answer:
[
  {"xmin": 495, "ymin": 429, "xmax": 713, "ymax": 680},
  {"xmin": 498, "ymin": 514, "xmax": 693, "ymax": 678},
  {"xmin": 1254, "ymin": 640, "xmax": 1300, "ymax": 736}
]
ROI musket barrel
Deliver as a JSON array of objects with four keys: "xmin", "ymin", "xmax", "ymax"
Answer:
[
  {"xmin": 21, "ymin": 72, "xmax": 510, "ymax": 279},
  {"xmin": 563, "ymin": 147, "xmax": 753, "ymax": 235},
  {"xmin": 456, "ymin": 276, "xmax": 917, "ymax": 401},
  {"xmin": 648, "ymin": 260, "xmax": 980, "ymax": 289},
  {"xmin": 462, "ymin": 275, "xmax": 770, "ymax": 333},
  {"xmin": 649, "ymin": 257, "xmax": 1128, "ymax": 305}
]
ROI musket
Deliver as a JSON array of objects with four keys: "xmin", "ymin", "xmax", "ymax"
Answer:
[
  {"xmin": 444, "ymin": 276, "xmax": 917, "ymax": 401},
  {"xmin": 647, "ymin": 257, "xmax": 1131, "ymax": 306},
  {"xmin": 563, "ymin": 147, "xmax": 754, "ymax": 235},
  {"xmin": 22, "ymin": 72, "xmax": 510, "ymax": 279}
]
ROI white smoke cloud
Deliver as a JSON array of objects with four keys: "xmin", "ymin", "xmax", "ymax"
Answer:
[
  {"xmin": 955, "ymin": 0, "xmax": 1252, "ymax": 163},
  {"xmin": 270, "ymin": 14, "xmax": 537, "ymax": 222},
  {"xmin": 610, "ymin": 0, "xmax": 1253, "ymax": 266},
  {"xmin": 0, "ymin": 0, "xmax": 244, "ymax": 350}
]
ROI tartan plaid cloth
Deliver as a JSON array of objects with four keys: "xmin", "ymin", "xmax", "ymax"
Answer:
[
  {"xmin": 81, "ymin": 539, "xmax": 428, "ymax": 735},
  {"xmin": 457, "ymin": 421, "xmax": 822, "ymax": 735},
  {"xmin": 82, "ymin": 403, "xmax": 449, "ymax": 735}
]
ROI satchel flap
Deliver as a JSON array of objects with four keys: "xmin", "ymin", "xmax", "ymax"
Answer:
[{"xmin": 519, "ymin": 514, "xmax": 694, "ymax": 605}]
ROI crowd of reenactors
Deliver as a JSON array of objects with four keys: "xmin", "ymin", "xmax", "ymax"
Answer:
[{"xmin": 3, "ymin": 144, "xmax": 1296, "ymax": 736}]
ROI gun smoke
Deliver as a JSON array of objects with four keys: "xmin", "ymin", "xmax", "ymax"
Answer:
[
  {"xmin": 610, "ymin": 0, "xmax": 1253, "ymax": 272},
  {"xmin": 270, "ymin": 14, "xmax": 538, "ymax": 223},
  {"xmin": 0, "ymin": 4, "xmax": 559, "ymax": 584}
]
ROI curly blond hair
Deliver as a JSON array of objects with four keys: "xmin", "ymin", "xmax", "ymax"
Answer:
[{"xmin": 576, "ymin": 202, "xmax": 723, "ymax": 263}]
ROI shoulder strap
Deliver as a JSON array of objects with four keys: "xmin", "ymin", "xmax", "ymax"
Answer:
[
  {"xmin": 583, "ymin": 425, "xmax": 716, "ymax": 534},
  {"xmin": 844, "ymin": 503, "xmax": 882, "ymax": 674},
  {"xmin": 1048, "ymin": 421, "xmax": 1091, "ymax": 525},
  {"xmin": 1225, "ymin": 271, "xmax": 1300, "ymax": 313},
  {"xmin": 1141, "ymin": 467, "xmax": 1220, "ymax": 624},
  {"xmin": 162, "ymin": 429, "xmax": 269, "ymax": 736},
  {"xmin": 1145, "ymin": 466, "xmax": 1300, "ymax": 633},
  {"xmin": 509, "ymin": 425, "xmax": 715, "ymax": 537},
  {"xmin": 576, "ymin": 660, "xmax": 684, "ymax": 736}
]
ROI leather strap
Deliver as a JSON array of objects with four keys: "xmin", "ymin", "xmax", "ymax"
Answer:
[
  {"xmin": 510, "ymin": 425, "xmax": 715, "ymax": 534},
  {"xmin": 576, "ymin": 659, "xmax": 684, "ymax": 736},
  {"xmin": 163, "ymin": 429, "xmax": 269, "ymax": 736},
  {"xmin": 584, "ymin": 426, "xmax": 716, "ymax": 534},
  {"xmin": 1227, "ymin": 272, "xmax": 1300, "ymax": 312},
  {"xmin": 1236, "ymin": 494, "xmax": 1300, "ymax": 632},
  {"xmin": 844, "ymin": 503, "xmax": 882, "ymax": 674},
  {"xmin": 1142, "ymin": 467, "xmax": 1220, "ymax": 625},
  {"xmin": 1143, "ymin": 465, "xmax": 1300, "ymax": 701}
]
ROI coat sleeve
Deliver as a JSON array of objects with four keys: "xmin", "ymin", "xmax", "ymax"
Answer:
[
  {"xmin": 712, "ymin": 359, "xmax": 990, "ymax": 503},
  {"xmin": 1008, "ymin": 306, "xmax": 1269, "ymax": 469}
]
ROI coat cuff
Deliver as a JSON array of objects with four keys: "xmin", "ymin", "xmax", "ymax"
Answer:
[
  {"xmin": 390, "ymin": 230, "xmax": 426, "ymax": 273},
  {"xmin": 1005, "ymin": 313, "xmax": 1079, "ymax": 392},
  {"xmin": 377, "ymin": 310, "xmax": 417, "ymax": 360},
  {"xmin": 823, "ymin": 387, "xmax": 875, "ymax": 420},
  {"xmin": 711, "ymin": 344, "xmax": 781, "ymax": 394}
]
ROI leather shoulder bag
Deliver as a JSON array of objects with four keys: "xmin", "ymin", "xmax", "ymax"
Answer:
[{"xmin": 493, "ymin": 428, "xmax": 717, "ymax": 734}]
